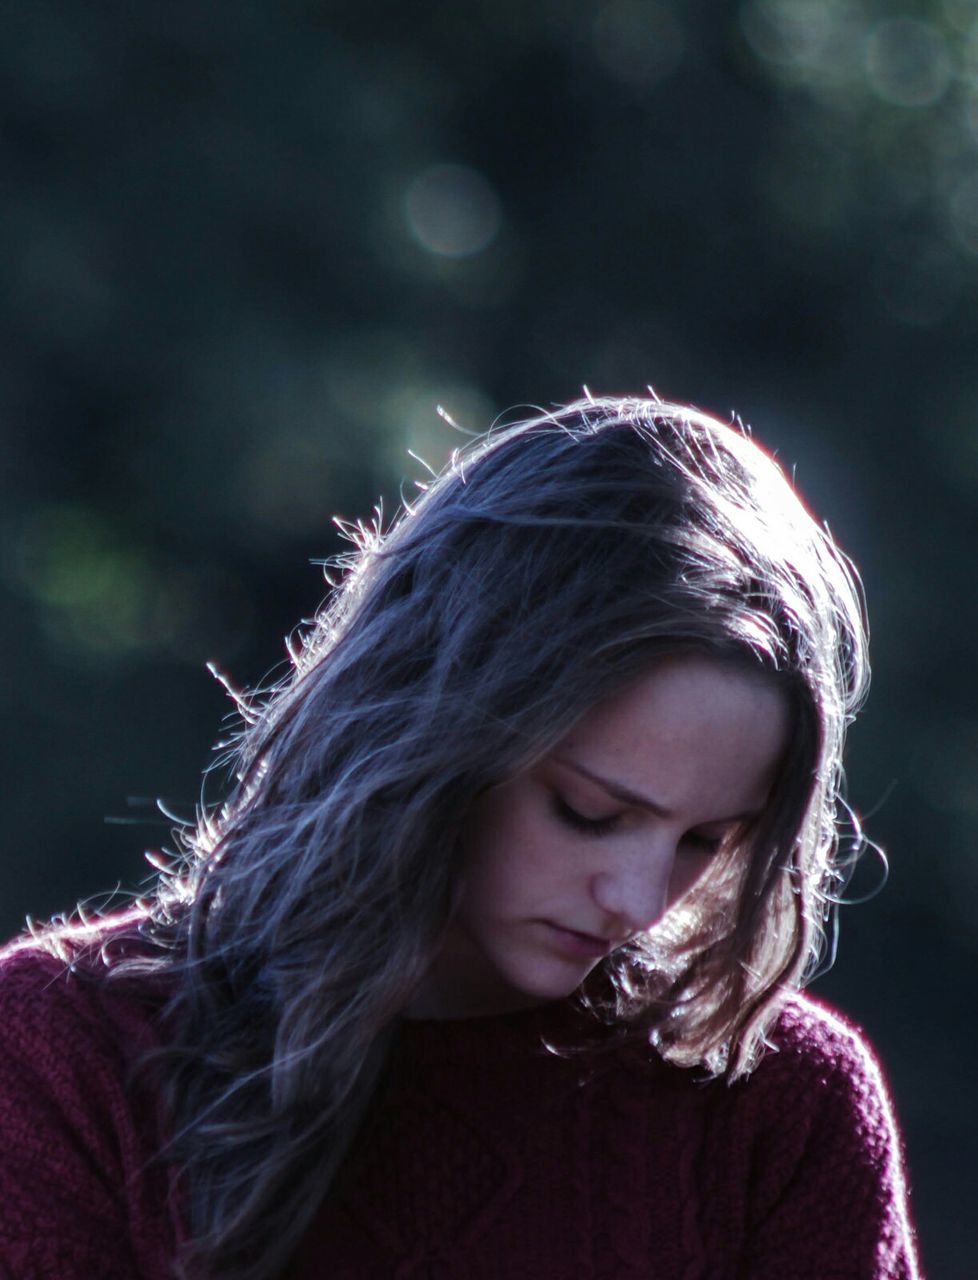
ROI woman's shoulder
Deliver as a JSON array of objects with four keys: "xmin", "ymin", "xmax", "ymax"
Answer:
[
  {"xmin": 0, "ymin": 909, "xmax": 171, "ymax": 1058},
  {"xmin": 0, "ymin": 913, "xmax": 179, "ymax": 1277},
  {"xmin": 0, "ymin": 910, "xmax": 173, "ymax": 1159},
  {"xmin": 749, "ymin": 990, "xmax": 897, "ymax": 1110},
  {"xmin": 722, "ymin": 992, "xmax": 914, "ymax": 1217},
  {"xmin": 620, "ymin": 991, "xmax": 911, "ymax": 1190},
  {"xmin": 768, "ymin": 988, "xmax": 882, "ymax": 1053},
  {"xmin": 710, "ymin": 995, "xmax": 921, "ymax": 1276}
]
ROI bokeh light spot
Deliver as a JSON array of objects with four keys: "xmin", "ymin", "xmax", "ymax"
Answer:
[
  {"xmin": 942, "ymin": 0, "xmax": 978, "ymax": 37},
  {"xmin": 865, "ymin": 18, "xmax": 952, "ymax": 108},
  {"xmin": 740, "ymin": 0, "xmax": 844, "ymax": 72},
  {"xmin": 14, "ymin": 506, "xmax": 114, "ymax": 607},
  {"xmin": 380, "ymin": 380, "xmax": 495, "ymax": 476},
  {"xmin": 593, "ymin": 0, "xmax": 684, "ymax": 89},
  {"xmin": 9, "ymin": 504, "xmax": 189, "ymax": 660},
  {"xmin": 404, "ymin": 164, "xmax": 502, "ymax": 258}
]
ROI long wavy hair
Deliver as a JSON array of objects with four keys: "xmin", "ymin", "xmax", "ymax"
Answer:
[{"xmin": 34, "ymin": 396, "xmax": 869, "ymax": 1279}]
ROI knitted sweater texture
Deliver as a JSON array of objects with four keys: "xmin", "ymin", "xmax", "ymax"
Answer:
[{"xmin": 0, "ymin": 942, "xmax": 921, "ymax": 1279}]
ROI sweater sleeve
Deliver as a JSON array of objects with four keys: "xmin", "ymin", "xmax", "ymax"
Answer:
[
  {"xmin": 741, "ymin": 997, "xmax": 922, "ymax": 1280},
  {"xmin": 0, "ymin": 946, "xmax": 169, "ymax": 1280}
]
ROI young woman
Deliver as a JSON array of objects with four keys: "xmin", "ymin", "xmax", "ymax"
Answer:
[{"xmin": 0, "ymin": 396, "xmax": 921, "ymax": 1279}]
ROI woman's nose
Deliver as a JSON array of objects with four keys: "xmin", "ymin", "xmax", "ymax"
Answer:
[{"xmin": 589, "ymin": 843, "xmax": 676, "ymax": 934}]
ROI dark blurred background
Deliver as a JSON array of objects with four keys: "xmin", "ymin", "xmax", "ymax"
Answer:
[{"xmin": 2, "ymin": 1, "xmax": 975, "ymax": 1272}]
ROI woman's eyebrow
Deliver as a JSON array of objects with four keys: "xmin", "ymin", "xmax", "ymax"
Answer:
[
  {"xmin": 553, "ymin": 756, "xmax": 676, "ymax": 818},
  {"xmin": 553, "ymin": 756, "xmax": 764, "ymax": 825}
]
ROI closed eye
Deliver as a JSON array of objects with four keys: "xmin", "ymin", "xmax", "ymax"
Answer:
[
  {"xmin": 680, "ymin": 831, "xmax": 726, "ymax": 857},
  {"xmin": 551, "ymin": 794, "xmax": 622, "ymax": 837}
]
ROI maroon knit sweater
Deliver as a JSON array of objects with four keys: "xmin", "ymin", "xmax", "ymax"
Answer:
[{"xmin": 0, "ymin": 941, "xmax": 922, "ymax": 1279}]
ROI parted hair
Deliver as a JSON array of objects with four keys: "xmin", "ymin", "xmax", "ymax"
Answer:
[{"xmin": 38, "ymin": 396, "xmax": 870, "ymax": 1279}]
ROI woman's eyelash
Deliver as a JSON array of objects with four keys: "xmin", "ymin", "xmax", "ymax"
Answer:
[
  {"xmin": 552, "ymin": 795, "xmax": 621, "ymax": 836},
  {"xmin": 553, "ymin": 794, "xmax": 730, "ymax": 852},
  {"xmin": 682, "ymin": 832, "xmax": 724, "ymax": 856}
]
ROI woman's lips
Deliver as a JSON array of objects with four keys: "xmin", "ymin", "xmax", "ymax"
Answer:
[{"xmin": 543, "ymin": 921, "xmax": 619, "ymax": 959}]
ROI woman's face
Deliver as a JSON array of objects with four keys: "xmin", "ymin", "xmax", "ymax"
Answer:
[{"xmin": 412, "ymin": 655, "xmax": 790, "ymax": 1019}]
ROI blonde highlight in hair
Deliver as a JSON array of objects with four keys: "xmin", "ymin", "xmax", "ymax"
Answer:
[{"xmin": 39, "ymin": 397, "xmax": 870, "ymax": 1278}]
